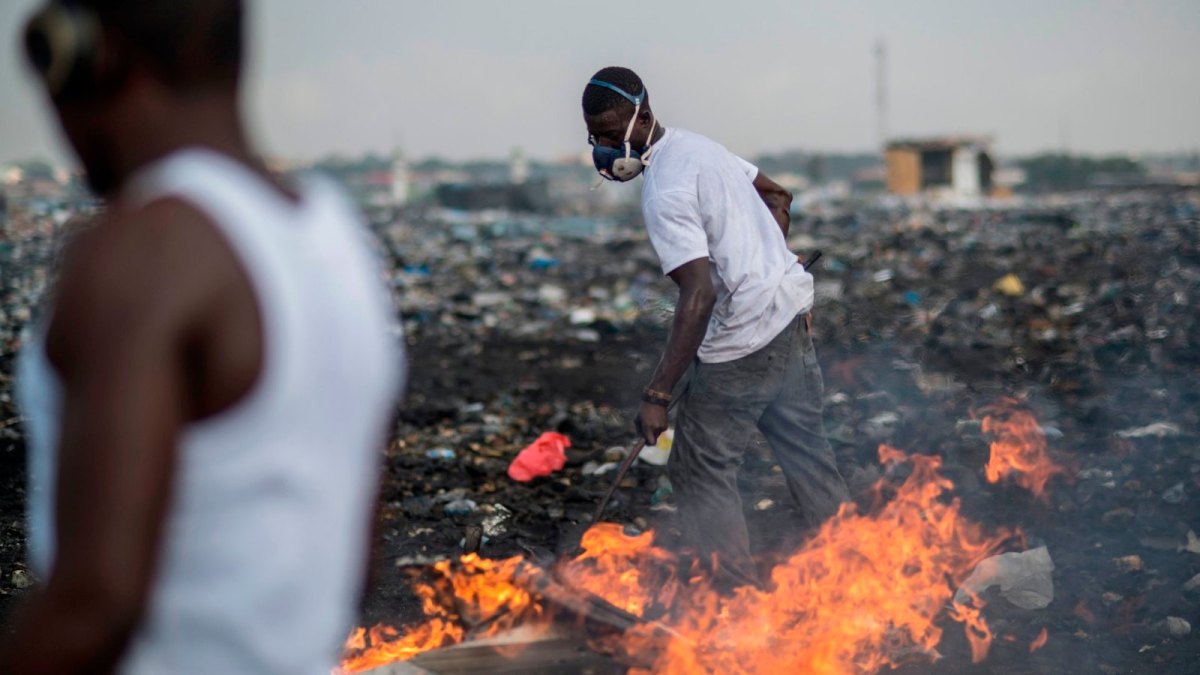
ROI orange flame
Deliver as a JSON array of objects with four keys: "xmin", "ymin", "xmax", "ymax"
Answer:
[
  {"xmin": 337, "ymin": 446, "xmax": 1019, "ymax": 674},
  {"xmin": 980, "ymin": 403, "xmax": 1064, "ymax": 499},
  {"xmin": 556, "ymin": 523, "xmax": 687, "ymax": 618},
  {"xmin": 336, "ymin": 554, "xmax": 538, "ymax": 673},
  {"xmin": 1029, "ymin": 627, "xmax": 1048, "ymax": 653},
  {"xmin": 602, "ymin": 446, "xmax": 1010, "ymax": 674}
]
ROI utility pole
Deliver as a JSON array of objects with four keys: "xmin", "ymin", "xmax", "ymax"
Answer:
[{"xmin": 875, "ymin": 38, "xmax": 887, "ymax": 152}]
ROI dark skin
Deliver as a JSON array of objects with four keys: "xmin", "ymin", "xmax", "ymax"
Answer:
[
  {"xmin": 637, "ymin": 258, "xmax": 716, "ymax": 445},
  {"xmin": 0, "ymin": 40, "xmax": 285, "ymax": 675},
  {"xmin": 585, "ymin": 98, "xmax": 801, "ymax": 444}
]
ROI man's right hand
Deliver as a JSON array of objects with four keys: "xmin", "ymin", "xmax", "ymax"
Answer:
[
  {"xmin": 635, "ymin": 401, "xmax": 669, "ymax": 446},
  {"xmin": 635, "ymin": 258, "xmax": 715, "ymax": 445}
]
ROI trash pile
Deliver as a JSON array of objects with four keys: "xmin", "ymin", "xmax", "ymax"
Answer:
[
  {"xmin": 0, "ymin": 228, "xmax": 55, "ymax": 619},
  {"xmin": 358, "ymin": 189, "xmax": 1200, "ymax": 673},
  {"xmin": 0, "ymin": 231, "xmax": 54, "ymax": 435},
  {"xmin": 377, "ymin": 210, "xmax": 675, "ymax": 348},
  {"xmin": 1, "ymin": 188, "xmax": 1198, "ymax": 673}
]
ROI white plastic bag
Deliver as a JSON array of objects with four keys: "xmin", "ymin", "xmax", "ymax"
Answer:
[{"xmin": 954, "ymin": 546, "xmax": 1055, "ymax": 610}]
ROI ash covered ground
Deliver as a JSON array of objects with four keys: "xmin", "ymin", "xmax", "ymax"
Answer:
[{"xmin": 3, "ymin": 190, "xmax": 1199, "ymax": 673}]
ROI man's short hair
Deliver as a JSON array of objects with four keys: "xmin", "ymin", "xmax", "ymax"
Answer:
[
  {"xmin": 582, "ymin": 66, "xmax": 646, "ymax": 116},
  {"xmin": 83, "ymin": 0, "xmax": 243, "ymax": 88}
]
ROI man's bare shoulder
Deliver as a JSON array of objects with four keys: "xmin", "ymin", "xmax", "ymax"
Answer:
[{"xmin": 47, "ymin": 197, "xmax": 242, "ymax": 371}]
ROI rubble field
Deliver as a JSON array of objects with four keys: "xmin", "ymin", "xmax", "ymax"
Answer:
[{"xmin": 2, "ymin": 189, "xmax": 1200, "ymax": 673}]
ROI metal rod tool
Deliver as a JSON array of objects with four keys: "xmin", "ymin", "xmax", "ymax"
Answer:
[{"xmin": 591, "ymin": 438, "xmax": 646, "ymax": 523}]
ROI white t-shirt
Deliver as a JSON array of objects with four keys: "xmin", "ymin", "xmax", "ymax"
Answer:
[{"xmin": 641, "ymin": 127, "xmax": 814, "ymax": 363}]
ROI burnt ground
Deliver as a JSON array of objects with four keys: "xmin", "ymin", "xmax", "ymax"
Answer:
[
  {"xmin": 0, "ymin": 446, "xmax": 24, "ymax": 638},
  {"xmin": 355, "ymin": 322, "xmax": 1200, "ymax": 675},
  {"xmin": 2, "ymin": 191, "xmax": 1200, "ymax": 673}
]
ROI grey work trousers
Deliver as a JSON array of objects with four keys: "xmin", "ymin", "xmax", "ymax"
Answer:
[{"xmin": 668, "ymin": 314, "xmax": 850, "ymax": 585}]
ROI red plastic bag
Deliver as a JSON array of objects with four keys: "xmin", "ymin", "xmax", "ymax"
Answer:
[{"xmin": 507, "ymin": 432, "xmax": 571, "ymax": 482}]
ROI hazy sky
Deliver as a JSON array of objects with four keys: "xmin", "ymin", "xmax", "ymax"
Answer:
[{"xmin": 1, "ymin": 0, "xmax": 1198, "ymax": 166}]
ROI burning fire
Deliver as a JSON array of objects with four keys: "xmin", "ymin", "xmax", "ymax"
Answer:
[
  {"xmin": 1029, "ymin": 627, "xmax": 1049, "ymax": 653},
  {"xmin": 337, "ymin": 444, "xmax": 1020, "ymax": 674},
  {"xmin": 337, "ymin": 554, "xmax": 538, "ymax": 673},
  {"xmin": 578, "ymin": 446, "xmax": 1011, "ymax": 674},
  {"xmin": 556, "ymin": 522, "xmax": 687, "ymax": 618},
  {"xmin": 980, "ymin": 402, "xmax": 1065, "ymax": 499}
]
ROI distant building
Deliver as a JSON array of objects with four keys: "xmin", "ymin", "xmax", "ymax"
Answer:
[
  {"xmin": 990, "ymin": 166, "xmax": 1027, "ymax": 198},
  {"xmin": 391, "ymin": 152, "xmax": 410, "ymax": 207},
  {"xmin": 885, "ymin": 136, "xmax": 994, "ymax": 199},
  {"xmin": 509, "ymin": 147, "xmax": 529, "ymax": 185},
  {"xmin": 434, "ymin": 178, "xmax": 550, "ymax": 212}
]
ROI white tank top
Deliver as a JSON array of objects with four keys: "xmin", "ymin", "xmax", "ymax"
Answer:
[{"xmin": 16, "ymin": 148, "xmax": 405, "ymax": 675}]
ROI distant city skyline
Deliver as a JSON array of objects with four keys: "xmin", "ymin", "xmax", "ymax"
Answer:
[{"xmin": 1, "ymin": 0, "xmax": 1198, "ymax": 168}]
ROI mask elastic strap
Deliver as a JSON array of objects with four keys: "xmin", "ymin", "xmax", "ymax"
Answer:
[
  {"xmin": 588, "ymin": 79, "xmax": 645, "ymax": 107},
  {"xmin": 641, "ymin": 114, "xmax": 659, "ymax": 165},
  {"xmin": 621, "ymin": 101, "xmax": 641, "ymax": 160}
]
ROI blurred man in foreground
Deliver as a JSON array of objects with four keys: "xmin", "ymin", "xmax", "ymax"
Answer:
[
  {"xmin": 581, "ymin": 66, "xmax": 849, "ymax": 588},
  {"xmin": 0, "ymin": 1, "xmax": 404, "ymax": 673}
]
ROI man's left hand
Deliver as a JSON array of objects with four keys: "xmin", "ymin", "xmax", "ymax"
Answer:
[{"xmin": 635, "ymin": 401, "xmax": 668, "ymax": 446}]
